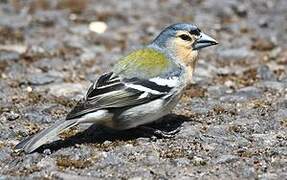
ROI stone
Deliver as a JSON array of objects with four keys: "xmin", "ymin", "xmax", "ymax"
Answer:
[
  {"xmin": 3, "ymin": 111, "xmax": 20, "ymax": 121},
  {"xmin": 220, "ymin": 87, "xmax": 262, "ymax": 102},
  {"xmin": 214, "ymin": 155, "xmax": 239, "ymax": 164},
  {"xmin": 207, "ymin": 85, "xmax": 231, "ymax": 98},
  {"xmin": 217, "ymin": 47, "xmax": 254, "ymax": 61},
  {"xmin": 257, "ymin": 65, "xmax": 275, "ymax": 81},
  {"xmin": 257, "ymin": 81, "xmax": 286, "ymax": 92},
  {"xmin": 27, "ymin": 73, "xmax": 58, "ymax": 85},
  {"xmin": 0, "ymin": 51, "xmax": 20, "ymax": 61},
  {"xmin": 232, "ymin": 4, "xmax": 248, "ymax": 17},
  {"xmin": 47, "ymin": 83, "xmax": 88, "ymax": 99}
]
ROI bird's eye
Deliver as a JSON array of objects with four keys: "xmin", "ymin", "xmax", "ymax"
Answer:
[{"xmin": 179, "ymin": 34, "xmax": 192, "ymax": 41}]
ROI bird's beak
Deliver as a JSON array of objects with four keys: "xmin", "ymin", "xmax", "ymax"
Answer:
[{"xmin": 193, "ymin": 32, "xmax": 218, "ymax": 50}]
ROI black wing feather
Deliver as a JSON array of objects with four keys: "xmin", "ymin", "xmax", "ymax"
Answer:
[{"xmin": 66, "ymin": 72, "xmax": 170, "ymax": 120}]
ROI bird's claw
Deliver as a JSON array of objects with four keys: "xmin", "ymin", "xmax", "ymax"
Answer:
[{"xmin": 137, "ymin": 126, "xmax": 181, "ymax": 138}]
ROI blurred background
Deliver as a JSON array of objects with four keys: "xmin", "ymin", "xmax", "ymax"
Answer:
[
  {"xmin": 0, "ymin": 0, "xmax": 286, "ymax": 179},
  {"xmin": 0, "ymin": 0, "xmax": 286, "ymax": 83}
]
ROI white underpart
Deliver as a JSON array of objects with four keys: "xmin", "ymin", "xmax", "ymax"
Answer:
[
  {"xmin": 80, "ymin": 110, "xmax": 112, "ymax": 123},
  {"xmin": 125, "ymin": 83, "xmax": 162, "ymax": 95},
  {"xmin": 149, "ymin": 77, "xmax": 179, "ymax": 87}
]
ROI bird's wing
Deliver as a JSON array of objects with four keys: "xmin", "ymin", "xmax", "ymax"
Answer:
[{"xmin": 66, "ymin": 72, "xmax": 179, "ymax": 120}]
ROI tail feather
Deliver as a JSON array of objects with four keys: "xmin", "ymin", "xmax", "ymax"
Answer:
[
  {"xmin": 15, "ymin": 135, "xmax": 34, "ymax": 150},
  {"xmin": 15, "ymin": 119, "xmax": 79, "ymax": 153}
]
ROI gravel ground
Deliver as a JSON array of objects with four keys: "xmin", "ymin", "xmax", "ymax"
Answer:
[{"xmin": 0, "ymin": 0, "xmax": 286, "ymax": 179}]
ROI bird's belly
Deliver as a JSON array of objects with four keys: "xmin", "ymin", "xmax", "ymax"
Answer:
[{"xmin": 110, "ymin": 93, "xmax": 182, "ymax": 130}]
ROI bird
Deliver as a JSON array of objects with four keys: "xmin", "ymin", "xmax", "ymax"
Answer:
[{"xmin": 15, "ymin": 23, "xmax": 218, "ymax": 153}]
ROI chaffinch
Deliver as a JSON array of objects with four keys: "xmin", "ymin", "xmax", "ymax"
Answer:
[{"xmin": 16, "ymin": 23, "xmax": 217, "ymax": 153}]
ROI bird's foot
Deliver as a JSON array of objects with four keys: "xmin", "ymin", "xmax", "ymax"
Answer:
[{"xmin": 137, "ymin": 126, "xmax": 181, "ymax": 138}]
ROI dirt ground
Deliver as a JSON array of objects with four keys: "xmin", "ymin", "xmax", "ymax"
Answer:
[{"xmin": 0, "ymin": 0, "xmax": 286, "ymax": 179}]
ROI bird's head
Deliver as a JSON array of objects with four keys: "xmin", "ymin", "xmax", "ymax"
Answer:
[{"xmin": 151, "ymin": 23, "xmax": 218, "ymax": 65}]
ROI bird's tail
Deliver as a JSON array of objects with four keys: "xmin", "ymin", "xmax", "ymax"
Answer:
[{"xmin": 15, "ymin": 119, "xmax": 79, "ymax": 153}]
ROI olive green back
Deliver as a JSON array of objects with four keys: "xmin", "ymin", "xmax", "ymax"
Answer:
[{"xmin": 113, "ymin": 48, "xmax": 174, "ymax": 79}]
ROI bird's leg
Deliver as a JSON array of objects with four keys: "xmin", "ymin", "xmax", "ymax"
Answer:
[{"xmin": 136, "ymin": 126, "xmax": 181, "ymax": 138}]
